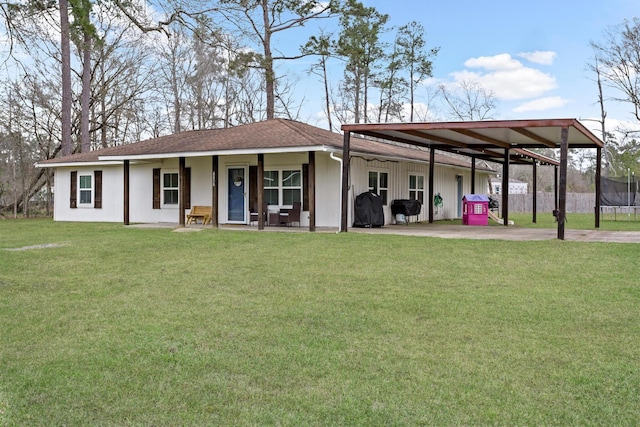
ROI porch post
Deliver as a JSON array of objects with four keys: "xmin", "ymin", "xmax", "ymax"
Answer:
[
  {"xmin": 595, "ymin": 147, "xmax": 602, "ymax": 228},
  {"xmin": 123, "ymin": 160, "xmax": 130, "ymax": 225},
  {"xmin": 341, "ymin": 132, "xmax": 351, "ymax": 232},
  {"xmin": 257, "ymin": 153, "xmax": 265, "ymax": 230},
  {"xmin": 179, "ymin": 157, "xmax": 186, "ymax": 226},
  {"xmin": 502, "ymin": 149, "xmax": 510, "ymax": 226},
  {"xmin": 558, "ymin": 127, "xmax": 569, "ymax": 240},
  {"xmin": 212, "ymin": 155, "xmax": 219, "ymax": 227},
  {"xmin": 308, "ymin": 151, "xmax": 316, "ymax": 232},
  {"xmin": 532, "ymin": 160, "xmax": 537, "ymax": 223},
  {"xmin": 428, "ymin": 148, "xmax": 435, "ymax": 223}
]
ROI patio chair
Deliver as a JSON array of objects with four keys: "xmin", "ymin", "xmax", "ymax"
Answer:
[
  {"xmin": 279, "ymin": 202, "xmax": 301, "ymax": 227},
  {"xmin": 249, "ymin": 201, "xmax": 268, "ymax": 226}
]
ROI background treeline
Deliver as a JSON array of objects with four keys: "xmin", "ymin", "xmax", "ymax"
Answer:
[{"xmin": 0, "ymin": 1, "xmax": 638, "ymax": 216}]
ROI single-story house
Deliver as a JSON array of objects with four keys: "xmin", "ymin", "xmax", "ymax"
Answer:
[
  {"xmin": 490, "ymin": 177, "xmax": 528, "ymax": 194},
  {"xmin": 37, "ymin": 119, "xmax": 496, "ymax": 229}
]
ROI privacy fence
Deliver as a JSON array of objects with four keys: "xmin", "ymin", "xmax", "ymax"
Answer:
[
  {"xmin": 507, "ymin": 192, "xmax": 640, "ymax": 213},
  {"xmin": 507, "ymin": 193, "xmax": 595, "ymax": 213}
]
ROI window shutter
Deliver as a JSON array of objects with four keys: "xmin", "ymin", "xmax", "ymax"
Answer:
[
  {"xmin": 249, "ymin": 166, "xmax": 258, "ymax": 211},
  {"xmin": 94, "ymin": 170, "xmax": 102, "ymax": 209},
  {"xmin": 70, "ymin": 171, "xmax": 77, "ymax": 208},
  {"xmin": 184, "ymin": 167, "xmax": 191, "ymax": 209},
  {"xmin": 302, "ymin": 163, "xmax": 309, "ymax": 211},
  {"xmin": 153, "ymin": 168, "xmax": 161, "ymax": 209}
]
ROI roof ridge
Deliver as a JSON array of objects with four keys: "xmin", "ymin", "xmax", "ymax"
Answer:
[{"xmin": 278, "ymin": 119, "xmax": 335, "ymax": 146}]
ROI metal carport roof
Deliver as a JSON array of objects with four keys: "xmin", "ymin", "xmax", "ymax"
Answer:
[{"xmin": 340, "ymin": 118, "xmax": 605, "ymax": 240}]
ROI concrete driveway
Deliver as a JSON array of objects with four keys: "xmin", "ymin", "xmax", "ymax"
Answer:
[
  {"xmin": 138, "ymin": 222, "xmax": 640, "ymax": 243},
  {"xmin": 349, "ymin": 223, "xmax": 640, "ymax": 243}
]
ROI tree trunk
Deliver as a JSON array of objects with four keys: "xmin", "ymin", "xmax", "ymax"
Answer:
[
  {"xmin": 81, "ymin": 30, "xmax": 92, "ymax": 152},
  {"xmin": 59, "ymin": 0, "xmax": 73, "ymax": 156},
  {"xmin": 261, "ymin": 0, "xmax": 275, "ymax": 120},
  {"xmin": 321, "ymin": 56, "xmax": 332, "ymax": 131}
]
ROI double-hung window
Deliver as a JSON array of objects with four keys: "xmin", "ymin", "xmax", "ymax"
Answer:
[
  {"xmin": 263, "ymin": 168, "xmax": 302, "ymax": 206},
  {"xmin": 78, "ymin": 174, "xmax": 93, "ymax": 205},
  {"xmin": 282, "ymin": 170, "xmax": 301, "ymax": 205},
  {"xmin": 368, "ymin": 171, "xmax": 388, "ymax": 205},
  {"xmin": 263, "ymin": 170, "xmax": 279, "ymax": 206},
  {"xmin": 409, "ymin": 174, "xmax": 425, "ymax": 204},
  {"xmin": 163, "ymin": 172, "xmax": 179, "ymax": 205}
]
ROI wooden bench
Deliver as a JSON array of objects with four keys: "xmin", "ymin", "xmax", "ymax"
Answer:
[{"xmin": 186, "ymin": 205, "xmax": 212, "ymax": 225}]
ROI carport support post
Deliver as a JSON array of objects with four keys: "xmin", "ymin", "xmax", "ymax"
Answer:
[
  {"xmin": 595, "ymin": 147, "xmax": 602, "ymax": 228},
  {"xmin": 179, "ymin": 156, "xmax": 186, "ymax": 227},
  {"xmin": 123, "ymin": 160, "xmax": 130, "ymax": 225},
  {"xmin": 558, "ymin": 127, "xmax": 569, "ymax": 240},
  {"xmin": 212, "ymin": 155, "xmax": 219, "ymax": 227},
  {"xmin": 428, "ymin": 147, "xmax": 435, "ymax": 223},
  {"xmin": 257, "ymin": 153, "xmax": 265, "ymax": 230},
  {"xmin": 532, "ymin": 160, "xmax": 537, "ymax": 223},
  {"xmin": 470, "ymin": 155, "xmax": 476, "ymax": 194},
  {"xmin": 341, "ymin": 132, "xmax": 351, "ymax": 232},
  {"xmin": 554, "ymin": 166, "xmax": 559, "ymax": 213},
  {"xmin": 502, "ymin": 149, "xmax": 509, "ymax": 226}
]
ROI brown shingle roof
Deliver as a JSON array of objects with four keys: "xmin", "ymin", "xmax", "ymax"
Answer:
[{"xmin": 37, "ymin": 119, "xmax": 491, "ymax": 171}]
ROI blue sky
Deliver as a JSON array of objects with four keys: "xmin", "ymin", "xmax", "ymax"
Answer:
[{"xmin": 284, "ymin": 0, "xmax": 639, "ymax": 135}]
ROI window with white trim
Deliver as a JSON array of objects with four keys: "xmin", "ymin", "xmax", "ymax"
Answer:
[
  {"xmin": 78, "ymin": 174, "xmax": 93, "ymax": 205},
  {"xmin": 409, "ymin": 174, "xmax": 425, "ymax": 204},
  {"xmin": 163, "ymin": 172, "xmax": 179, "ymax": 205},
  {"xmin": 282, "ymin": 170, "xmax": 301, "ymax": 205},
  {"xmin": 368, "ymin": 171, "xmax": 388, "ymax": 205},
  {"xmin": 263, "ymin": 168, "xmax": 302, "ymax": 206},
  {"xmin": 264, "ymin": 170, "xmax": 279, "ymax": 206}
]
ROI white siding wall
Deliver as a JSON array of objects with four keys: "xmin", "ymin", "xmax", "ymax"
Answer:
[
  {"xmin": 314, "ymin": 153, "xmax": 342, "ymax": 227},
  {"xmin": 348, "ymin": 157, "xmax": 492, "ymax": 225},
  {"xmin": 52, "ymin": 153, "xmax": 491, "ymax": 227},
  {"xmin": 53, "ymin": 166, "xmax": 123, "ymax": 222},
  {"xmin": 131, "ymin": 160, "xmax": 180, "ymax": 223}
]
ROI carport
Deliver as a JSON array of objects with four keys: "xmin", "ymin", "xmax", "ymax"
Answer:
[{"xmin": 340, "ymin": 119, "xmax": 605, "ymax": 240}]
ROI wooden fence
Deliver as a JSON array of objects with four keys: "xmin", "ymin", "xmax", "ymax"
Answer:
[{"xmin": 506, "ymin": 193, "xmax": 596, "ymax": 213}]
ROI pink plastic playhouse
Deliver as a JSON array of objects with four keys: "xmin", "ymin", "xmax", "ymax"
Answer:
[{"xmin": 462, "ymin": 194, "xmax": 489, "ymax": 226}]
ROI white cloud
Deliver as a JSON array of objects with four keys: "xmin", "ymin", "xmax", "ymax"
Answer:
[
  {"xmin": 464, "ymin": 53, "xmax": 522, "ymax": 71},
  {"xmin": 517, "ymin": 51, "xmax": 557, "ymax": 65},
  {"xmin": 513, "ymin": 96, "xmax": 568, "ymax": 113},
  {"xmin": 452, "ymin": 53, "xmax": 557, "ymax": 100}
]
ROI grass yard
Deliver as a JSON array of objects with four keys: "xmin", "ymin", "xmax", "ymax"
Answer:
[{"xmin": 1, "ymin": 219, "xmax": 639, "ymax": 426}]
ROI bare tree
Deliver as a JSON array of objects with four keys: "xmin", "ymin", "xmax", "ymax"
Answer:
[
  {"xmin": 591, "ymin": 18, "xmax": 640, "ymax": 126},
  {"xmin": 438, "ymin": 79, "xmax": 496, "ymax": 121},
  {"xmin": 200, "ymin": 0, "xmax": 339, "ymax": 120}
]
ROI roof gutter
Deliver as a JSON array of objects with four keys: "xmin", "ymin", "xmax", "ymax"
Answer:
[
  {"xmin": 99, "ymin": 145, "xmax": 332, "ymax": 161},
  {"xmin": 327, "ymin": 149, "xmax": 344, "ymax": 232}
]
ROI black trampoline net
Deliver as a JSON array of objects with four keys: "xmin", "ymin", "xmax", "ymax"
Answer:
[{"xmin": 600, "ymin": 176, "xmax": 639, "ymax": 206}]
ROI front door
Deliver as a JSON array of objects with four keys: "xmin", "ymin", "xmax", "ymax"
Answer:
[{"xmin": 228, "ymin": 167, "xmax": 246, "ymax": 223}]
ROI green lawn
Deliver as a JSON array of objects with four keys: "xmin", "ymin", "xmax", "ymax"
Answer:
[{"xmin": 1, "ymin": 219, "xmax": 639, "ymax": 426}]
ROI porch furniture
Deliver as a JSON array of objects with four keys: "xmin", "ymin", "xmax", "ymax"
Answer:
[
  {"xmin": 391, "ymin": 199, "xmax": 422, "ymax": 224},
  {"xmin": 186, "ymin": 205, "xmax": 212, "ymax": 225},
  {"xmin": 269, "ymin": 212, "xmax": 280, "ymax": 226},
  {"xmin": 279, "ymin": 202, "xmax": 301, "ymax": 227},
  {"xmin": 249, "ymin": 201, "xmax": 268, "ymax": 226}
]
